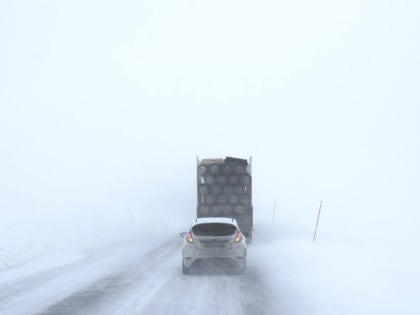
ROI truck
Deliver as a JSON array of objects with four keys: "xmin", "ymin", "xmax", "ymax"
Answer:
[{"xmin": 196, "ymin": 156, "xmax": 253, "ymax": 240}]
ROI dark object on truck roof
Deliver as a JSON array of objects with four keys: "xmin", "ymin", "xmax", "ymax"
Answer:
[{"xmin": 225, "ymin": 157, "xmax": 248, "ymax": 165}]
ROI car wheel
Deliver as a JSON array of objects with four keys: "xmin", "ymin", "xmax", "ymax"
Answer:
[{"xmin": 182, "ymin": 259, "xmax": 190, "ymax": 275}]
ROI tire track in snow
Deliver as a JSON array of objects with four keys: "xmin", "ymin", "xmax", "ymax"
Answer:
[
  {"xmin": 35, "ymin": 237, "xmax": 277, "ymax": 315},
  {"xmin": 36, "ymin": 239, "xmax": 180, "ymax": 315}
]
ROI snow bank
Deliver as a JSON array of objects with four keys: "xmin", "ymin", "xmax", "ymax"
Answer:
[
  {"xmin": 0, "ymin": 249, "xmax": 84, "ymax": 285},
  {"xmin": 0, "ymin": 222, "xmax": 84, "ymax": 286},
  {"xmin": 253, "ymin": 218, "xmax": 420, "ymax": 315},
  {"xmin": 0, "ymin": 208, "xmax": 188, "ymax": 286},
  {"xmin": 0, "ymin": 222, "xmax": 69, "ymax": 272}
]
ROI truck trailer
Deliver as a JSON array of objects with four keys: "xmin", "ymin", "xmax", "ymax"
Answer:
[{"xmin": 196, "ymin": 156, "xmax": 253, "ymax": 240}]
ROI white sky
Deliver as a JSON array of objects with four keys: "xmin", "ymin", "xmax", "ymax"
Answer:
[{"xmin": 1, "ymin": 0, "xmax": 419, "ymax": 243}]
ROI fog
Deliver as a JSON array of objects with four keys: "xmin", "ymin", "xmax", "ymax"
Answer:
[{"xmin": 1, "ymin": 0, "xmax": 419, "ymax": 250}]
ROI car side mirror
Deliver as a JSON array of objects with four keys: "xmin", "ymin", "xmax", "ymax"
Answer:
[{"xmin": 179, "ymin": 232, "xmax": 187, "ymax": 238}]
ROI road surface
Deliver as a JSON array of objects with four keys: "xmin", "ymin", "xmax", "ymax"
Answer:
[{"xmin": 0, "ymin": 236, "xmax": 281, "ymax": 315}]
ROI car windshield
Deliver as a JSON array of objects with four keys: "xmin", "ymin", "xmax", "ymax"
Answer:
[{"xmin": 192, "ymin": 223, "xmax": 237, "ymax": 236}]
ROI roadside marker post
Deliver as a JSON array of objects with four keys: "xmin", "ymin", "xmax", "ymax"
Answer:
[
  {"xmin": 272, "ymin": 201, "xmax": 277, "ymax": 224},
  {"xmin": 313, "ymin": 201, "xmax": 323, "ymax": 243}
]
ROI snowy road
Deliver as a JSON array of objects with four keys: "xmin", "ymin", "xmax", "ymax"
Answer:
[{"xmin": 1, "ymin": 237, "xmax": 278, "ymax": 315}]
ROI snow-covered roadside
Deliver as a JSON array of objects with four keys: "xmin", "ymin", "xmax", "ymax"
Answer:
[
  {"xmin": 0, "ymin": 242, "xmax": 69, "ymax": 272},
  {"xmin": 0, "ymin": 239, "xmax": 178, "ymax": 315},
  {"xmin": 0, "ymin": 247, "xmax": 84, "ymax": 286},
  {"xmin": 0, "ymin": 213, "xmax": 187, "ymax": 289},
  {"xmin": 0, "ymin": 223, "xmax": 84, "ymax": 285},
  {"xmin": 0, "ymin": 222, "xmax": 184, "ymax": 315},
  {"xmin": 253, "ymin": 221, "xmax": 420, "ymax": 315}
]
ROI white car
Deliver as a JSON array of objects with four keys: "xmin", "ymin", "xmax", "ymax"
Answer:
[{"xmin": 181, "ymin": 217, "xmax": 247, "ymax": 274}]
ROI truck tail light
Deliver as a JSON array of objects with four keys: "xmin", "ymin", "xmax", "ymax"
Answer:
[{"xmin": 235, "ymin": 231, "xmax": 243, "ymax": 243}]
